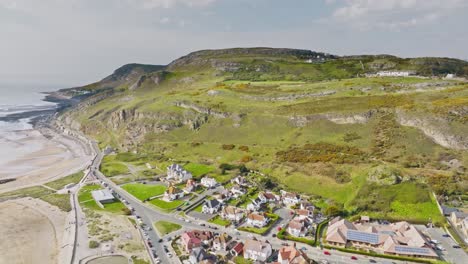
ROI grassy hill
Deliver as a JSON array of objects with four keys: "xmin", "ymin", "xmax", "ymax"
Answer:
[{"xmin": 59, "ymin": 48, "xmax": 468, "ymax": 224}]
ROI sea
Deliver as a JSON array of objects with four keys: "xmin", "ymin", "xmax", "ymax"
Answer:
[{"xmin": 0, "ymin": 84, "xmax": 61, "ymax": 172}]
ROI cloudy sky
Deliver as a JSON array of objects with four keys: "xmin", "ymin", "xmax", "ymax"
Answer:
[{"xmin": 1, "ymin": 0, "xmax": 467, "ymax": 86}]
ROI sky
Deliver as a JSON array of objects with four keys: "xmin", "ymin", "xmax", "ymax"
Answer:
[{"xmin": 1, "ymin": 0, "xmax": 467, "ymax": 87}]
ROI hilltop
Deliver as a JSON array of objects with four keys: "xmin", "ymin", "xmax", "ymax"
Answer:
[{"xmin": 58, "ymin": 47, "xmax": 468, "ymax": 223}]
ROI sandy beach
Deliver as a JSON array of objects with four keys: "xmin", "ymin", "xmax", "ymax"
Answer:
[
  {"xmin": 0, "ymin": 125, "xmax": 93, "ymax": 194},
  {"xmin": 0, "ymin": 198, "xmax": 68, "ymax": 264}
]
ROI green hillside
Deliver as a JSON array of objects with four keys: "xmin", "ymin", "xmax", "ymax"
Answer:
[{"xmin": 60, "ymin": 48, "xmax": 468, "ymax": 224}]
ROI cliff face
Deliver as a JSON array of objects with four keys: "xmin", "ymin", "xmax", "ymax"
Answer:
[{"xmin": 396, "ymin": 110, "xmax": 468, "ymax": 150}]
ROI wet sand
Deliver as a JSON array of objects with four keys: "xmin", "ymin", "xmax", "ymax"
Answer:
[{"xmin": 0, "ymin": 126, "xmax": 93, "ymax": 194}]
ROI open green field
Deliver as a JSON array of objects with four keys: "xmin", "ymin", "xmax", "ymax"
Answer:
[
  {"xmin": 45, "ymin": 171, "xmax": 84, "ymax": 190},
  {"xmin": 149, "ymin": 199, "xmax": 184, "ymax": 211},
  {"xmin": 154, "ymin": 221, "xmax": 182, "ymax": 235},
  {"xmin": 67, "ymin": 48, "xmax": 468, "ymax": 223},
  {"xmin": 122, "ymin": 183, "xmax": 166, "ymax": 201}
]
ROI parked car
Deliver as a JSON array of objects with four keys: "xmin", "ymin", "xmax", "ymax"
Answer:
[
  {"xmin": 351, "ymin": 256, "xmax": 358, "ymax": 260},
  {"xmin": 158, "ymin": 239, "xmax": 163, "ymax": 243},
  {"xmin": 369, "ymin": 260, "xmax": 377, "ymax": 263},
  {"xmin": 452, "ymin": 245, "xmax": 461, "ymax": 249},
  {"xmin": 442, "ymin": 234, "xmax": 450, "ymax": 238},
  {"xmin": 324, "ymin": 251, "xmax": 331, "ymax": 256}
]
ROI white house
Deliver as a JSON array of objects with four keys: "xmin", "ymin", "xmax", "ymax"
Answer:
[
  {"xmin": 167, "ymin": 163, "xmax": 192, "ymax": 183},
  {"xmin": 231, "ymin": 176, "xmax": 249, "ymax": 186},
  {"xmin": 376, "ymin": 71, "xmax": 411, "ymax": 77},
  {"xmin": 287, "ymin": 219, "xmax": 310, "ymax": 237},
  {"xmin": 281, "ymin": 190, "xmax": 301, "ymax": 205},
  {"xmin": 243, "ymin": 239, "xmax": 272, "ymax": 262},
  {"xmin": 220, "ymin": 206, "xmax": 244, "ymax": 222},
  {"xmin": 246, "ymin": 197, "xmax": 265, "ymax": 212},
  {"xmin": 184, "ymin": 179, "xmax": 197, "ymax": 193},
  {"xmin": 246, "ymin": 213, "xmax": 270, "ymax": 228},
  {"xmin": 258, "ymin": 192, "xmax": 280, "ymax": 203},
  {"xmin": 212, "ymin": 233, "xmax": 231, "ymax": 252},
  {"xmin": 202, "ymin": 199, "xmax": 222, "ymax": 214},
  {"xmin": 200, "ymin": 177, "xmax": 217, "ymax": 188},
  {"xmin": 230, "ymin": 185, "xmax": 246, "ymax": 198},
  {"xmin": 162, "ymin": 185, "xmax": 184, "ymax": 201}
]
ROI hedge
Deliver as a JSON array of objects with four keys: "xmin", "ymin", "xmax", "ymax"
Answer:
[{"xmin": 276, "ymin": 228, "xmax": 315, "ymax": 246}]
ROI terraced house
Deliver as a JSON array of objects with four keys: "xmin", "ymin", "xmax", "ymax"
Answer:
[{"xmin": 326, "ymin": 218, "xmax": 437, "ymax": 259}]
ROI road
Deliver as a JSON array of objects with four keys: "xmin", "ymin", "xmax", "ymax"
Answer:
[
  {"xmin": 67, "ymin": 125, "xmax": 421, "ymax": 264},
  {"xmin": 419, "ymin": 225, "xmax": 468, "ymax": 264}
]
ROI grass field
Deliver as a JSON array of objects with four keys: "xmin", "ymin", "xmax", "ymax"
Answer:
[
  {"xmin": 184, "ymin": 163, "xmax": 214, "ymax": 178},
  {"xmin": 154, "ymin": 221, "xmax": 182, "ymax": 235},
  {"xmin": 0, "ymin": 186, "xmax": 54, "ymax": 200},
  {"xmin": 100, "ymin": 155, "xmax": 130, "ymax": 176},
  {"xmin": 122, "ymin": 183, "xmax": 166, "ymax": 201},
  {"xmin": 40, "ymin": 194, "xmax": 72, "ymax": 212},
  {"xmin": 149, "ymin": 199, "xmax": 184, "ymax": 211},
  {"xmin": 208, "ymin": 215, "xmax": 231, "ymax": 227},
  {"xmin": 45, "ymin": 171, "xmax": 84, "ymax": 190}
]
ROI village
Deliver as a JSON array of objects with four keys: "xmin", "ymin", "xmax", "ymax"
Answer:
[{"xmin": 87, "ymin": 162, "xmax": 466, "ymax": 264}]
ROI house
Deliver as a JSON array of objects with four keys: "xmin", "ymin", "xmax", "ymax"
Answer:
[
  {"xmin": 287, "ymin": 219, "xmax": 310, "ymax": 237},
  {"xmin": 181, "ymin": 230, "xmax": 214, "ymax": 252},
  {"xmin": 212, "ymin": 233, "xmax": 231, "ymax": 252},
  {"xmin": 91, "ymin": 189, "xmax": 115, "ymax": 205},
  {"xmin": 200, "ymin": 177, "xmax": 217, "ymax": 188},
  {"xmin": 246, "ymin": 212, "xmax": 270, "ymax": 228},
  {"xmin": 247, "ymin": 197, "xmax": 265, "ymax": 212},
  {"xmin": 202, "ymin": 199, "xmax": 222, "ymax": 214},
  {"xmin": 213, "ymin": 189, "xmax": 231, "ymax": 203},
  {"xmin": 299, "ymin": 201, "xmax": 314, "ymax": 211},
  {"xmin": 220, "ymin": 206, "xmax": 245, "ymax": 222},
  {"xmin": 230, "ymin": 185, "xmax": 246, "ymax": 198},
  {"xmin": 231, "ymin": 176, "xmax": 249, "ymax": 186},
  {"xmin": 281, "ymin": 190, "xmax": 301, "ymax": 205},
  {"xmin": 230, "ymin": 242, "xmax": 244, "ymax": 257},
  {"xmin": 295, "ymin": 209, "xmax": 313, "ymax": 221},
  {"xmin": 162, "ymin": 184, "xmax": 184, "ymax": 201},
  {"xmin": 277, "ymin": 246, "xmax": 310, "ymax": 264},
  {"xmin": 243, "ymin": 239, "xmax": 272, "ymax": 262},
  {"xmin": 361, "ymin": 215, "xmax": 370, "ymax": 223},
  {"xmin": 184, "ymin": 179, "xmax": 197, "ymax": 193},
  {"xmin": 325, "ymin": 218, "xmax": 437, "ymax": 258},
  {"xmin": 376, "ymin": 71, "xmax": 411, "ymax": 77},
  {"xmin": 189, "ymin": 248, "xmax": 216, "ymax": 264},
  {"xmin": 259, "ymin": 191, "xmax": 280, "ymax": 203},
  {"xmin": 166, "ymin": 163, "xmax": 192, "ymax": 183}
]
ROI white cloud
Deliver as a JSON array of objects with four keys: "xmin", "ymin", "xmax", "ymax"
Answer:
[
  {"xmin": 329, "ymin": 0, "xmax": 466, "ymax": 30},
  {"xmin": 136, "ymin": 0, "xmax": 218, "ymax": 9}
]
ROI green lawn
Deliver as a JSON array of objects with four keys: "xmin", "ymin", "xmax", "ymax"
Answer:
[
  {"xmin": 149, "ymin": 199, "xmax": 184, "ymax": 211},
  {"xmin": 209, "ymin": 215, "xmax": 231, "ymax": 227},
  {"xmin": 184, "ymin": 163, "xmax": 214, "ymax": 178},
  {"xmin": 154, "ymin": 221, "xmax": 182, "ymax": 235},
  {"xmin": 100, "ymin": 155, "xmax": 130, "ymax": 176},
  {"xmin": 192, "ymin": 203, "xmax": 204, "ymax": 213},
  {"xmin": 122, "ymin": 183, "xmax": 166, "ymax": 201},
  {"xmin": 45, "ymin": 171, "xmax": 84, "ymax": 190}
]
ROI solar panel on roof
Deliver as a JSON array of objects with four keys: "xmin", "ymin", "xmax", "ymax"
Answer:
[
  {"xmin": 346, "ymin": 230, "xmax": 380, "ymax": 244},
  {"xmin": 394, "ymin": 246, "xmax": 431, "ymax": 255}
]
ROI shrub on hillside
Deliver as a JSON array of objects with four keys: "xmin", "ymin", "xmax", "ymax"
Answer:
[
  {"xmin": 222, "ymin": 144, "xmax": 235, "ymax": 150},
  {"xmin": 89, "ymin": 240, "xmax": 99, "ymax": 249}
]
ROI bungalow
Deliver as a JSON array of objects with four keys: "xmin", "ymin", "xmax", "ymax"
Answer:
[
  {"xmin": 230, "ymin": 242, "xmax": 244, "ymax": 257},
  {"xmin": 213, "ymin": 189, "xmax": 231, "ymax": 203},
  {"xmin": 200, "ymin": 177, "xmax": 217, "ymax": 188},
  {"xmin": 184, "ymin": 179, "xmax": 197, "ymax": 193},
  {"xmin": 281, "ymin": 190, "xmax": 301, "ymax": 205},
  {"xmin": 162, "ymin": 184, "xmax": 184, "ymax": 202},
  {"xmin": 246, "ymin": 212, "xmax": 270, "ymax": 228},
  {"xmin": 259, "ymin": 191, "xmax": 280, "ymax": 203},
  {"xmin": 220, "ymin": 206, "xmax": 245, "ymax": 222},
  {"xmin": 167, "ymin": 163, "xmax": 192, "ymax": 183},
  {"xmin": 288, "ymin": 219, "xmax": 307, "ymax": 237},
  {"xmin": 295, "ymin": 209, "xmax": 313, "ymax": 221},
  {"xmin": 212, "ymin": 233, "xmax": 231, "ymax": 252},
  {"xmin": 243, "ymin": 239, "xmax": 272, "ymax": 262},
  {"xmin": 181, "ymin": 230, "xmax": 214, "ymax": 252},
  {"xmin": 277, "ymin": 245, "xmax": 310, "ymax": 264},
  {"xmin": 202, "ymin": 199, "xmax": 222, "ymax": 214},
  {"xmin": 230, "ymin": 185, "xmax": 246, "ymax": 198},
  {"xmin": 91, "ymin": 189, "xmax": 115, "ymax": 205}
]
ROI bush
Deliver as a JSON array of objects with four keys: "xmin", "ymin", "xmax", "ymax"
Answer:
[
  {"xmin": 240, "ymin": 155, "xmax": 253, "ymax": 163},
  {"xmin": 89, "ymin": 240, "xmax": 99, "ymax": 248},
  {"xmin": 239, "ymin": 145, "xmax": 249, "ymax": 152},
  {"xmin": 222, "ymin": 144, "xmax": 236, "ymax": 150}
]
